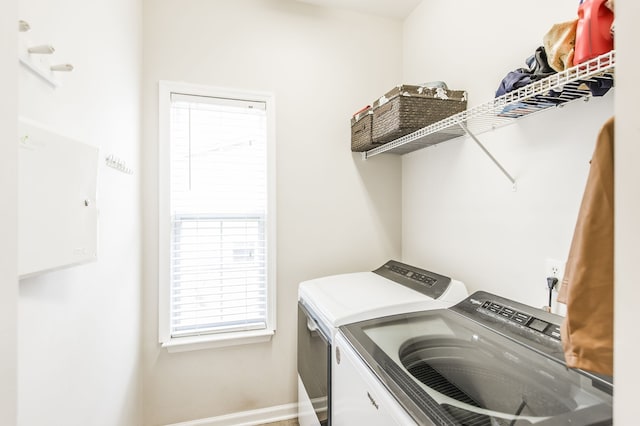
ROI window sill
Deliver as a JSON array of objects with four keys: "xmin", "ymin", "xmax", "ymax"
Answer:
[{"xmin": 161, "ymin": 328, "xmax": 275, "ymax": 353}]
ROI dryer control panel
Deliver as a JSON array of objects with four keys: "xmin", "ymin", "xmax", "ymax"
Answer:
[{"xmin": 373, "ymin": 260, "xmax": 452, "ymax": 300}]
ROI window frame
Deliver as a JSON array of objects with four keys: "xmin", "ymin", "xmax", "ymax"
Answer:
[{"xmin": 158, "ymin": 81, "xmax": 277, "ymax": 352}]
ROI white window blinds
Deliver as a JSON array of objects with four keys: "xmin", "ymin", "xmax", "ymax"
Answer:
[{"xmin": 168, "ymin": 92, "xmax": 269, "ymax": 338}]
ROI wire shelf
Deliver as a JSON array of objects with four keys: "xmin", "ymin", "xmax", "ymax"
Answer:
[{"xmin": 363, "ymin": 50, "xmax": 615, "ymax": 159}]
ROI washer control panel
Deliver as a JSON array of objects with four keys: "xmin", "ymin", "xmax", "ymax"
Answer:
[
  {"xmin": 451, "ymin": 291, "xmax": 565, "ymax": 364},
  {"xmin": 480, "ymin": 300, "xmax": 562, "ymax": 341}
]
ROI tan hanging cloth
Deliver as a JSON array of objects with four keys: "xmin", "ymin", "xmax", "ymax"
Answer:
[{"xmin": 558, "ymin": 117, "xmax": 614, "ymax": 376}]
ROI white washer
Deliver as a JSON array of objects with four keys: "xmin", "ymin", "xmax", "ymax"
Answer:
[
  {"xmin": 297, "ymin": 260, "xmax": 468, "ymax": 426},
  {"xmin": 332, "ymin": 332, "xmax": 414, "ymax": 425},
  {"xmin": 334, "ymin": 291, "xmax": 613, "ymax": 425}
]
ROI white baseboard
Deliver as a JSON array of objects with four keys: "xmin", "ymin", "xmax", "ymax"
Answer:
[{"xmin": 164, "ymin": 403, "xmax": 298, "ymax": 426}]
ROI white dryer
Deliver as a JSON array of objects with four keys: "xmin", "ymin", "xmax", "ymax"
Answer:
[{"xmin": 297, "ymin": 260, "xmax": 468, "ymax": 426}]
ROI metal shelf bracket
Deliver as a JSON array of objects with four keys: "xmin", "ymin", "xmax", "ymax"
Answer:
[{"xmin": 459, "ymin": 122, "xmax": 517, "ymax": 191}]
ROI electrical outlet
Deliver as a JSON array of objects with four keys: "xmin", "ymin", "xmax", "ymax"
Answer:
[
  {"xmin": 545, "ymin": 258, "xmax": 565, "ymax": 289},
  {"xmin": 544, "ymin": 258, "xmax": 566, "ymax": 315}
]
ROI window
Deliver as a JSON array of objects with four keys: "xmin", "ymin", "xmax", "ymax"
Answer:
[{"xmin": 158, "ymin": 82, "xmax": 276, "ymax": 351}]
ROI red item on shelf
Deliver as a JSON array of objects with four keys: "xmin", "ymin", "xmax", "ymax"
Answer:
[{"xmin": 574, "ymin": 0, "xmax": 614, "ymax": 65}]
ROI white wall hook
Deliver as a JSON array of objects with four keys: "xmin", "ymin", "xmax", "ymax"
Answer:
[
  {"xmin": 28, "ymin": 44, "xmax": 55, "ymax": 54},
  {"xmin": 50, "ymin": 64, "xmax": 74, "ymax": 72},
  {"xmin": 18, "ymin": 20, "xmax": 30, "ymax": 32}
]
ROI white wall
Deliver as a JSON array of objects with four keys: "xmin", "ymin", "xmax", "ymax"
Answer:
[
  {"xmin": 17, "ymin": 0, "xmax": 143, "ymax": 424},
  {"xmin": 402, "ymin": 0, "xmax": 613, "ymax": 309},
  {"xmin": 0, "ymin": 2, "xmax": 19, "ymax": 425},
  {"xmin": 142, "ymin": 0, "xmax": 402, "ymax": 423}
]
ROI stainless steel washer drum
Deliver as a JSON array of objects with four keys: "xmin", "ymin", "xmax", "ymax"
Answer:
[{"xmin": 398, "ymin": 337, "xmax": 573, "ymax": 423}]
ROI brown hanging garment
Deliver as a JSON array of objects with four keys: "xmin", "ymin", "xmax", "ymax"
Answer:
[{"xmin": 558, "ymin": 117, "xmax": 614, "ymax": 376}]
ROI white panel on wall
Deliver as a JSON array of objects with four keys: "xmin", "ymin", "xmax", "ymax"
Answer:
[{"xmin": 18, "ymin": 117, "xmax": 99, "ymax": 278}]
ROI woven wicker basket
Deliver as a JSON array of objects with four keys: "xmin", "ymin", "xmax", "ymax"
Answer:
[
  {"xmin": 372, "ymin": 85, "xmax": 467, "ymax": 144},
  {"xmin": 350, "ymin": 107, "xmax": 378, "ymax": 152}
]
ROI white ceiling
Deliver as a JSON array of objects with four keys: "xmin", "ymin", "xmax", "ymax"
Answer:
[{"xmin": 294, "ymin": 0, "xmax": 422, "ymax": 20}]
